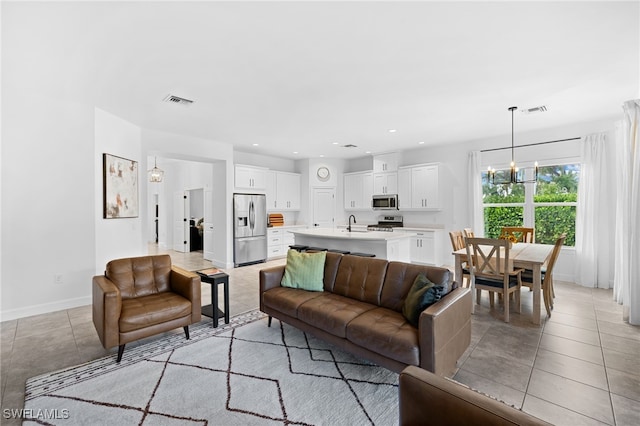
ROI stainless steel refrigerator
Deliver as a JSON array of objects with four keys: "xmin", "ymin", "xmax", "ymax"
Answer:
[{"xmin": 233, "ymin": 193, "xmax": 267, "ymax": 267}]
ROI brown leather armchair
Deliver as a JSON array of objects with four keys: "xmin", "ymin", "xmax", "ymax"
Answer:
[{"xmin": 92, "ymin": 254, "xmax": 201, "ymax": 362}]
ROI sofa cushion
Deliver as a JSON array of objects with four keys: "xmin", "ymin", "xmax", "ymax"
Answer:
[
  {"xmin": 262, "ymin": 287, "xmax": 324, "ymax": 318},
  {"xmin": 346, "ymin": 307, "xmax": 420, "ymax": 366},
  {"xmin": 402, "ymin": 274, "xmax": 444, "ymax": 327},
  {"xmin": 281, "ymin": 250, "xmax": 327, "ymax": 291},
  {"xmin": 297, "ymin": 293, "xmax": 376, "ymax": 338},
  {"xmin": 332, "ymin": 255, "xmax": 389, "ymax": 305},
  {"xmin": 119, "ymin": 292, "xmax": 191, "ymax": 333}
]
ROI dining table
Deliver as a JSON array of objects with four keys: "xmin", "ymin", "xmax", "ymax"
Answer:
[{"xmin": 452, "ymin": 242, "xmax": 554, "ymax": 325}]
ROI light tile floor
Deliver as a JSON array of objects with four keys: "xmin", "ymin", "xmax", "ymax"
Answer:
[{"xmin": 1, "ymin": 249, "xmax": 639, "ymax": 425}]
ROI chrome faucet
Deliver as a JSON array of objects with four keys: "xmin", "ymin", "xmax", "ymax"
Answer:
[{"xmin": 348, "ymin": 214, "xmax": 357, "ymax": 232}]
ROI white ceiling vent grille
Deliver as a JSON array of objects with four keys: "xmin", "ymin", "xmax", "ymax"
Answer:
[
  {"xmin": 163, "ymin": 94, "xmax": 194, "ymax": 106},
  {"xmin": 342, "ymin": 144, "xmax": 358, "ymax": 148},
  {"xmin": 521, "ymin": 105, "xmax": 547, "ymax": 114}
]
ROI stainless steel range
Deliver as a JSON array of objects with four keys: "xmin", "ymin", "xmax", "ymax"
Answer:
[{"xmin": 367, "ymin": 215, "xmax": 404, "ymax": 232}]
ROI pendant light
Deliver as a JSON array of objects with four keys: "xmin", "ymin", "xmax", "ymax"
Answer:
[
  {"xmin": 148, "ymin": 157, "xmax": 164, "ymax": 183},
  {"xmin": 488, "ymin": 106, "xmax": 538, "ymax": 184}
]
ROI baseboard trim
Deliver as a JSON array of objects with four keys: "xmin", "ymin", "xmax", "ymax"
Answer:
[{"xmin": 0, "ymin": 296, "xmax": 92, "ymax": 322}]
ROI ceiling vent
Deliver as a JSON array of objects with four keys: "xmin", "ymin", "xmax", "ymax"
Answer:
[
  {"xmin": 521, "ymin": 105, "xmax": 547, "ymax": 114},
  {"xmin": 342, "ymin": 144, "xmax": 358, "ymax": 148},
  {"xmin": 163, "ymin": 94, "xmax": 194, "ymax": 106}
]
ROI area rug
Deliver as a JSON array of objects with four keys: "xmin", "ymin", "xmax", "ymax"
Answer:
[{"xmin": 24, "ymin": 310, "xmax": 399, "ymax": 425}]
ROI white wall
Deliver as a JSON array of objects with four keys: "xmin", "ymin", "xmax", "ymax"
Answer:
[
  {"xmin": 95, "ymin": 109, "xmax": 145, "ymax": 273},
  {"xmin": 1, "ymin": 94, "xmax": 96, "ymax": 320}
]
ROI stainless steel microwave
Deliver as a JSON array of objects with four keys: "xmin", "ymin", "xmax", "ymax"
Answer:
[{"xmin": 372, "ymin": 194, "xmax": 399, "ymax": 210}]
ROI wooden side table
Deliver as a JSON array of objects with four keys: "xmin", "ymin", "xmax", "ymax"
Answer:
[{"xmin": 197, "ymin": 270, "xmax": 229, "ymax": 328}]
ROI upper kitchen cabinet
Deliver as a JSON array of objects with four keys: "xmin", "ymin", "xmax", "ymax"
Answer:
[
  {"xmin": 276, "ymin": 171, "xmax": 301, "ymax": 210},
  {"xmin": 235, "ymin": 165, "xmax": 267, "ymax": 190},
  {"xmin": 344, "ymin": 171, "xmax": 373, "ymax": 210},
  {"xmin": 373, "ymin": 152, "xmax": 399, "ymax": 173},
  {"xmin": 397, "ymin": 163, "xmax": 441, "ymax": 210},
  {"xmin": 373, "ymin": 171, "xmax": 397, "ymax": 195},
  {"xmin": 266, "ymin": 170, "xmax": 301, "ymax": 211}
]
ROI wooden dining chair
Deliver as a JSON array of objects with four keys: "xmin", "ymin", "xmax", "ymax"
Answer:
[
  {"xmin": 463, "ymin": 228, "xmax": 475, "ymax": 238},
  {"xmin": 465, "ymin": 237, "xmax": 523, "ymax": 322},
  {"xmin": 449, "ymin": 230, "xmax": 470, "ymax": 287},
  {"xmin": 521, "ymin": 233, "xmax": 566, "ymax": 318},
  {"xmin": 501, "ymin": 227, "xmax": 535, "ymax": 243}
]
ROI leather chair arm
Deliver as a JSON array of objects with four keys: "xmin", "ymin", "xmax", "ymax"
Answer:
[
  {"xmin": 170, "ymin": 266, "xmax": 202, "ymax": 323},
  {"xmin": 418, "ymin": 287, "xmax": 472, "ymax": 375},
  {"xmin": 92, "ymin": 275, "xmax": 122, "ymax": 349}
]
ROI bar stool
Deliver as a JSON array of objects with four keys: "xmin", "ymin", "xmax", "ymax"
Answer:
[{"xmin": 288, "ymin": 245, "xmax": 308, "ymax": 252}]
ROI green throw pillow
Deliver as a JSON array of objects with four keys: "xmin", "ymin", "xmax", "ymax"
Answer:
[
  {"xmin": 402, "ymin": 273, "xmax": 444, "ymax": 327},
  {"xmin": 280, "ymin": 249, "xmax": 326, "ymax": 292}
]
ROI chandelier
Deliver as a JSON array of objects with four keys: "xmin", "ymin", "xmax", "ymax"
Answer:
[
  {"xmin": 148, "ymin": 157, "xmax": 164, "ymax": 183},
  {"xmin": 488, "ymin": 106, "xmax": 538, "ymax": 185}
]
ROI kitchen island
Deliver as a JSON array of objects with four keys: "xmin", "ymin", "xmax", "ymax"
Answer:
[{"xmin": 289, "ymin": 228, "xmax": 414, "ymax": 262}]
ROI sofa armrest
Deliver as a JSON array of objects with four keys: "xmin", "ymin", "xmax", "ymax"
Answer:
[
  {"xmin": 418, "ymin": 287, "xmax": 472, "ymax": 375},
  {"xmin": 170, "ymin": 266, "xmax": 202, "ymax": 323},
  {"xmin": 260, "ymin": 265, "xmax": 285, "ymax": 292},
  {"xmin": 92, "ymin": 275, "xmax": 122, "ymax": 349},
  {"xmin": 399, "ymin": 365, "xmax": 550, "ymax": 426},
  {"xmin": 259, "ymin": 265, "xmax": 285, "ymax": 311}
]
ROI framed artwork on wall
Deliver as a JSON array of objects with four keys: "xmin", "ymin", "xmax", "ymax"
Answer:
[{"xmin": 103, "ymin": 153, "xmax": 139, "ymax": 218}]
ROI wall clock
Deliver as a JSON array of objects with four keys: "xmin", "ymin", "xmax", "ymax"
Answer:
[{"xmin": 317, "ymin": 166, "xmax": 330, "ymax": 182}]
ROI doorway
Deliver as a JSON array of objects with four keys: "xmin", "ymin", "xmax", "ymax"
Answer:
[{"xmin": 312, "ymin": 187, "xmax": 336, "ymax": 228}]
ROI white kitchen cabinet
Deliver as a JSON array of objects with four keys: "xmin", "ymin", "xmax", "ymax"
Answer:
[
  {"xmin": 373, "ymin": 172, "xmax": 397, "ymax": 195},
  {"xmin": 267, "ymin": 228, "xmax": 285, "ymax": 259},
  {"xmin": 344, "ymin": 171, "xmax": 373, "ymax": 210},
  {"xmin": 399, "ymin": 229, "xmax": 442, "ymax": 266},
  {"xmin": 276, "ymin": 171, "xmax": 300, "ymax": 210},
  {"xmin": 398, "ymin": 168, "xmax": 411, "ymax": 210},
  {"xmin": 265, "ymin": 171, "xmax": 277, "ymax": 209},
  {"xmin": 373, "ymin": 152, "xmax": 399, "ymax": 173},
  {"xmin": 235, "ymin": 165, "xmax": 267, "ymax": 190},
  {"xmin": 412, "ymin": 165, "xmax": 439, "ymax": 209},
  {"xmin": 268, "ymin": 226, "xmax": 305, "ymax": 259},
  {"xmin": 264, "ymin": 171, "xmax": 301, "ymax": 211},
  {"xmin": 397, "ymin": 163, "xmax": 441, "ymax": 210}
]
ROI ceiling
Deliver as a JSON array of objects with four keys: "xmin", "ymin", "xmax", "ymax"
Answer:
[{"xmin": 7, "ymin": 1, "xmax": 639, "ymax": 159}]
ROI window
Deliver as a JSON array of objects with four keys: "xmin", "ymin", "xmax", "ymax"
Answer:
[{"xmin": 482, "ymin": 163, "xmax": 579, "ymax": 246}]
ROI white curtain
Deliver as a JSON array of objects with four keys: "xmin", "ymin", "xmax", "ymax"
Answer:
[
  {"xmin": 575, "ymin": 133, "xmax": 609, "ymax": 288},
  {"xmin": 468, "ymin": 151, "xmax": 484, "ymax": 236},
  {"xmin": 613, "ymin": 99, "xmax": 640, "ymax": 325}
]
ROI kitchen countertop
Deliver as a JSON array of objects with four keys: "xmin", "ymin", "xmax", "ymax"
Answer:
[{"xmin": 289, "ymin": 228, "xmax": 415, "ymax": 241}]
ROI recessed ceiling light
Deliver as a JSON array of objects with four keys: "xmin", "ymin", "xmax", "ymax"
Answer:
[
  {"xmin": 332, "ymin": 142, "xmax": 339, "ymax": 145},
  {"xmin": 365, "ymin": 151, "xmax": 371, "ymax": 154},
  {"xmin": 293, "ymin": 151, "xmax": 299, "ymax": 154},
  {"xmin": 418, "ymin": 141, "xmax": 425, "ymax": 145},
  {"xmin": 388, "ymin": 129, "xmax": 397, "ymax": 133},
  {"xmin": 252, "ymin": 143, "xmax": 259, "ymax": 146},
  {"xmin": 320, "ymin": 155, "xmax": 325, "ymax": 158}
]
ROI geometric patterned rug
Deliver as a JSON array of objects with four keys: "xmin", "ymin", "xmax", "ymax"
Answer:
[{"xmin": 24, "ymin": 310, "xmax": 399, "ymax": 425}]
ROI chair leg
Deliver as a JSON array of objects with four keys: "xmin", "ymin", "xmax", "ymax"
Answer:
[
  {"xmin": 504, "ymin": 290, "xmax": 510, "ymax": 323},
  {"xmin": 117, "ymin": 344, "xmax": 125, "ymax": 363},
  {"xmin": 268, "ymin": 316, "xmax": 272, "ymax": 327},
  {"xmin": 183, "ymin": 326, "xmax": 190, "ymax": 340},
  {"xmin": 489, "ymin": 292, "xmax": 495, "ymax": 307},
  {"xmin": 476, "ymin": 289, "xmax": 482, "ymax": 304}
]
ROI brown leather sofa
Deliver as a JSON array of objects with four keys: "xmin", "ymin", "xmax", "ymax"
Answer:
[
  {"xmin": 259, "ymin": 253, "xmax": 472, "ymax": 375},
  {"xmin": 92, "ymin": 254, "xmax": 201, "ymax": 362},
  {"xmin": 399, "ymin": 365, "xmax": 551, "ymax": 425}
]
